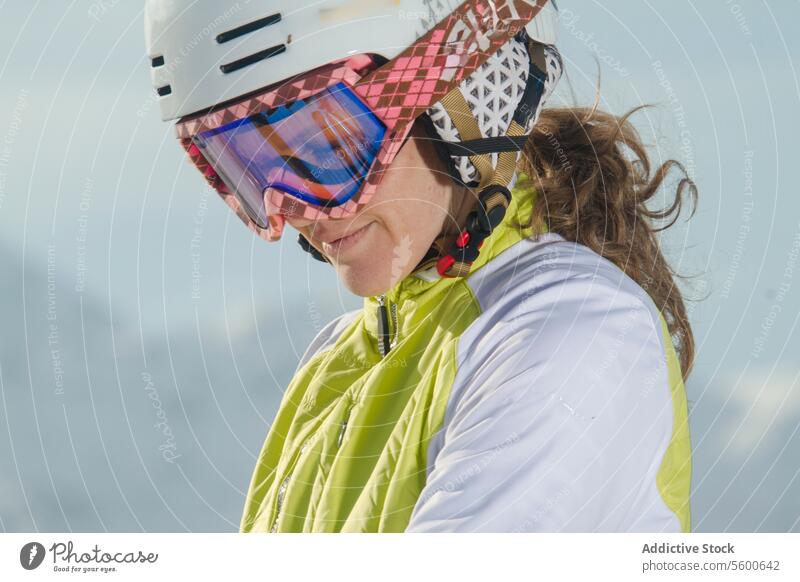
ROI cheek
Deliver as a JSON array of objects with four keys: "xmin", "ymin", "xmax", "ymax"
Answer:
[
  {"xmin": 371, "ymin": 169, "xmax": 451, "ymax": 242},
  {"xmin": 339, "ymin": 134, "xmax": 454, "ymax": 288},
  {"xmin": 372, "ymin": 193, "xmax": 445, "ymax": 254}
]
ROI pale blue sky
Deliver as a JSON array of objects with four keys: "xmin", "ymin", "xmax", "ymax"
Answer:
[{"xmin": 0, "ymin": 1, "xmax": 797, "ymax": 531}]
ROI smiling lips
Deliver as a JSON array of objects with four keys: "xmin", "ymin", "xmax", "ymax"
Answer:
[
  {"xmin": 318, "ymin": 222, "xmax": 374, "ymax": 255},
  {"xmin": 314, "ymin": 221, "xmax": 371, "ymax": 244}
]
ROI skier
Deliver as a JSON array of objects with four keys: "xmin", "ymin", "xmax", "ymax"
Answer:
[{"xmin": 145, "ymin": 0, "xmax": 694, "ymax": 532}]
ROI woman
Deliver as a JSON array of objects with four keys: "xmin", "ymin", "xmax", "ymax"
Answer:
[{"xmin": 145, "ymin": 0, "xmax": 694, "ymax": 532}]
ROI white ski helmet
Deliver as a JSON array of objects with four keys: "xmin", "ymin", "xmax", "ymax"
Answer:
[
  {"xmin": 145, "ymin": 0, "xmax": 562, "ymax": 276},
  {"xmin": 145, "ymin": 0, "xmax": 558, "ymax": 122}
]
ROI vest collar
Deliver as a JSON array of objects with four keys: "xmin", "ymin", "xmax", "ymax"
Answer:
[{"xmin": 363, "ymin": 173, "xmax": 542, "ymax": 339}]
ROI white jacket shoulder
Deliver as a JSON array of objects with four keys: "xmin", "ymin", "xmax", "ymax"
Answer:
[{"xmin": 408, "ymin": 234, "xmax": 680, "ymax": 532}]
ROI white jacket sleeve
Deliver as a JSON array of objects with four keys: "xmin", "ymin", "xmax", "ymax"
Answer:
[{"xmin": 406, "ymin": 243, "xmax": 683, "ymax": 532}]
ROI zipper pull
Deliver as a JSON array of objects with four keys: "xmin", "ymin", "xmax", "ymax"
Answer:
[
  {"xmin": 337, "ymin": 406, "xmax": 352, "ymax": 448},
  {"xmin": 270, "ymin": 474, "xmax": 291, "ymax": 533},
  {"xmin": 376, "ymin": 294, "xmax": 391, "ymax": 357}
]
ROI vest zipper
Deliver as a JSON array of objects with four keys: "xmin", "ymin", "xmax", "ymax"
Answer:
[
  {"xmin": 270, "ymin": 473, "xmax": 291, "ymax": 532},
  {"xmin": 337, "ymin": 404, "xmax": 353, "ymax": 449},
  {"xmin": 391, "ymin": 301, "xmax": 398, "ymax": 344},
  {"xmin": 272, "ymin": 403, "xmax": 352, "ymax": 531},
  {"xmin": 376, "ymin": 294, "xmax": 397, "ymax": 357}
]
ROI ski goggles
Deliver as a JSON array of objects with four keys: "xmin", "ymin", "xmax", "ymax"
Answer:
[{"xmin": 176, "ymin": 0, "xmax": 549, "ymax": 242}]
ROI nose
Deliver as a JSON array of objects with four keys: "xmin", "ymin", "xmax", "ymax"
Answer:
[
  {"xmin": 285, "ymin": 214, "xmax": 315, "ymax": 229},
  {"xmin": 263, "ymin": 187, "xmax": 319, "ymax": 235},
  {"xmin": 263, "ymin": 188, "xmax": 286, "ymax": 218},
  {"xmin": 261, "ymin": 188, "xmax": 293, "ymax": 241}
]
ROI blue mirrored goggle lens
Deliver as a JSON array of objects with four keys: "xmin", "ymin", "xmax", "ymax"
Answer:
[{"xmin": 193, "ymin": 83, "xmax": 386, "ymax": 226}]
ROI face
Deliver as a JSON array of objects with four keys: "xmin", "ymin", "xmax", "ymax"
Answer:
[{"xmin": 285, "ymin": 122, "xmax": 469, "ymax": 297}]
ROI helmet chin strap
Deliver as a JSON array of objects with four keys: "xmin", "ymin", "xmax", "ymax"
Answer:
[
  {"xmin": 297, "ymin": 232, "xmax": 330, "ymax": 263},
  {"xmin": 418, "ymin": 84, "xmax": 527, "ymax": 278},
  {"xmin": 295, "ymin": 121, "xmax": 523, "ymax": 276},
  {"xmin": 298, "ymin": 37, "xmax": 556, "ymax": 276}
]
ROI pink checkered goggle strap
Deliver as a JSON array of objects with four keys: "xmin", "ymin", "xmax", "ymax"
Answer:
[
  {"xmin": 177, "ymin": 0, "xmax": 546, "ymax": 139},
  {"xmin": 352, "ymin": 0, "xmax": 547, "ymax": 128},
  {"xmin": 175, "ymin": 0, "xmax": 548, "ymax": 241},
  {"xmin": 175, "ymin": 60, "xmax": 370, "ymax": 138}
]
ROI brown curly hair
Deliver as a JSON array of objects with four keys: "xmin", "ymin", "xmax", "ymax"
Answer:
[{"xmin": 519, "ymin": 104, "xmax": 698, "ymax": 380}]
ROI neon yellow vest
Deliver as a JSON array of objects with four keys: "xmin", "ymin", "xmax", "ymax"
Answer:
[{"xmin": 240, "ymin": 179, "xmax": 692, "ymax": 532}]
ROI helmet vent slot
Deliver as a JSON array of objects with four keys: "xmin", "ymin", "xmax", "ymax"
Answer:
[
  {"xmin": 216, "ymin": 13, "xmax": 282, "ymax": 44},
  {"xmin": 220, "ymin": 44, "xmax": 286, "ymax": 74},
  {"xmin": 156, "ymin": 85, "xmax": 172, "ymax": 97},
  {"xmin": 151, "ymin": 55, "xmax": 164, "ymax": 68}
]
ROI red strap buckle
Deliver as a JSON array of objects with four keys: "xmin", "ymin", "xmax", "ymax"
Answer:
[{"xmin": 436, "ymin": 255, "xmax": 455, "ymax": 277}]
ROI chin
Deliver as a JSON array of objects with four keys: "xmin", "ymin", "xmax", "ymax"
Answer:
[
  {"xmin": 319, "ymin": 226, "xmax": 425, "ymax": 297},
  {"xmin": 334, "ymin": 261, "xmax": 391, "ymax": 297}
]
